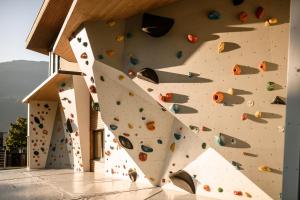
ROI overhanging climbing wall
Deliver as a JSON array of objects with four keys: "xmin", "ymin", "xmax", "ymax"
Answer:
[
  {"xmin": 28, "ymin": 101, "xmax": 58, "ymax": 169},
  {"xmin": 69, "ymin": 0, "xmax": 289, "ymax": 199}
]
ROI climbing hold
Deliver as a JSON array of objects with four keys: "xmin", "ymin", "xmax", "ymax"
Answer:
[
  {"xmin": 245, "ymin": 192, "xmax": 252, "ymax": 198},
  {"xmin": 241, "ymin": 113, "xmax": 248, "ymax": 120},
  {"xmin": 100, "ymin": 76, "xmax": 105, "ymax": 81},
  {"xmin": 255, "ymin": 6, "xmax": 264, "ymax": 19},
  {"xmin": 170, "ymin": 143, "xmax": 175, "ymax": 152},
  {"xmin": 278, "ymin": 126, "xmax": 285, "ymax": 133},
  {"xmin": 126, "ymin": 32, "xmax": 133, "ymax": 38},
  {"xmin": 128, "ymin": 123, "xmax": 133, "ymax": 129},
  {"xmin": 146, "ymin": 121, "xmax": 155, "ymax": 131},
  {"xmin": 238, "ymin": 12, "xmax": 248, "ymax": 23},
  {"xmin": 255, "ymin": 111, "xmax": 262, "ymax": 118},
  {"xmin": 129, "ymin": 56, "xmax": 139, "ymax": 65},
  {"xmin": 34, "ymin": 151, "xmax": 39, "ymax": 156},
  {"xmin": 208, "ymin": 10, "xmax": 221, "ymax": 20},
  {"xmin": 85, "ymin": 61, "xmax": 89, "ymax": 65},
  {"xmin": 129, "ymin": 92, "xmax": 134, "ymax": 96},
  {"xmin": 109, "ymin": 124, "xmax": 118, "ymax": 130},
  {"xmin": 258, "ymin": 165, "xmax": 272, "ymax": 172},
  {"xmin": 215, "ymin": 133, "xmax": 225, "ymax": 146},
  {"xmin": 77, "ymin": 37, "xmax": 81, "ymax": 43},
  {"xmin": 137, "ymin": 68, "xmax": 159, "ymax": 84},
  {"xmin": 89, "ymin": 85, "xmax": 97, "ymax": 93},
  {"xmin": 98, "ymin": 54, "xmax": 104, "ymax": 60},
  {"xmin": 271, "ymin": 96, "xmax": 286, "ymax": 105},
  {"xmin": 147, "ymin": 88, "xmax": 153, "ymax": 92},
  {"xmin": 118, "ymin": 136, "xmax": 133, "ymax": 149},
  {"xmin": 218, "ymin": 187, "xmax": 223, "ymax": 193},
  {"xmin": 116, "ymin": 101, "xmax": 121, "ymax": 105},
  {"xmin": 247, "ymin": 100, "xmax": 255, "ymax": 107},
  {"xmin": 232, "ymin": 161, "xmax": 241, "ymax": 170},
  {"xmin": 106, "ymin": 50, "xmax": 115, "ymax": 57},
  {"xmin": 189, "ymin": 125, "xmax": 199, "ymax": 133},
  {"xmin": 106, "ymin": 20, "xmax": 116, "ymax": 27},
  {"xmin": 128, "ymin": 69, "xmax": 136, "ymax": 78},
  {"xmin": 139, "ymin": 152, "xmax": 148, "ymax": 161},
  {"xmin": 267, "ymin": 81, "xmax": 275, "ymax": 91},
  {"xmin": 174, "ymin": 133, "xmax": 181, "ymax": 140},
  {"xmin": 141, "ymin": 145, "xmax": 153, "ymax": 153},
  {"xmin": 268, "ymin": 18, "xmax": 278, "ymax": 25},
  {"xmin": 141, "ymin": 13, "xmax": 174, "ymax": 37},
  {"xmin": 34, "ymin": 117, "xmax": 40, "ymax": 124},
  {"xmin": 66, "ymin": 118, "xmax": 73, "ymax": 133},
  {"xmin": 157, "ymin": 139, "xmax": 163, "ymax": 144},
  {"xmin": 115, "ymin": 35, "xmax": 124, "ymax": 42},
  {"xmin": 213, "ymin": 92, "xmax": 224, "ymax": 103},
  {"xmin": 169, "ymin": 170, "xmax": 196, "ymax": 194},
  {"xmin": 233, "ymin": 64, "xmax": 241, "ymax": 75},
  {"xmin": 218, "ymin": 42, "xmax": 225, "ymax": 53},
  {"xmin": 170, "ymin": 104, "xmax": 180, "ymax": 113},
  {"xmin": 160, "ymin": 93, "xmax": 173, "ymax": 102},
  {"xmin": 187, "ymin": 34, "xmax": 198, "ymax": 44},
  {"xmin": 90, "ymin": 77, "xmax": 95, "ymax": 83},
  {"xmin": 176, "ymin": 50, "xmax": 183, "ymax": 59},
  {"xmin": 259, "ymin": 61, "xmax": 267, "ymax": 71},
  {"xmin": 234, "ymin": 191, "xmax": 243, "ymax": 196},
  {"xmin": 227, "ymin": 88, "xmax": 234, "ymax": 95},
  {"xmin": 203, "ymin": 185, "xmax": 210, "ymax": 192},
  {"xmin": 118, "ymin": 75, "xmax": 125, "ymax": 80},
  {"xmin": 139, "ymin": 108, "xmax": 144, "ymax": 112},
  {"xmin": 83, "ymin": 42, "xmax": 88, "ymax": 47},
  {"xmin": 128, "ymin": 168, "xmax": 137, "ymax": 182},
  {"xmin": 202, "ymin": 143, "xmax": 207, "ymax": 149},
  {"xmin": 233, "ymin": 0, "xmax": 244, "ymax": 6},
  {"xmin": 80, "ymin": 52, "xmax": 87, "ymax": 59}
]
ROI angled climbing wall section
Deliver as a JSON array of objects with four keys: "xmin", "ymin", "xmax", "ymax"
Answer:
[
  {"xmin": 28, "ymin": 101, "xmax": 58, "ymax": 169},
  {"xmin": 69, "ymin": 0, "xmax": 289, "ymax": 199}
]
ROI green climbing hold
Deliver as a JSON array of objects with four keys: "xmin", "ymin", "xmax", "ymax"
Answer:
[
  {"xmin": 170, "ymin": 104, "xmax": 180, "ymax": 113},
  {"xmin": 110, "ymin": 124, "xmax": 118, "ymax": 130},
  {"xmin": 141, "ymin": 145, "xmax": 153, "ymax": 153},
  {"xmin": 208, "ymin": 10, "xmax": 221, "ymax": 20},
  {"xmin": 218, "ymin": 187, "xmax": 223, "ymax": 193},
  {"xmin": 176, "ymin": 51, "xmax": 183, "ymax": 59},
  {"xmin": 130, "ymin": 56, "xmax": 139, "ymax": 65},
  {"xmin": 267, "ymin": 81, "xmax": 275, "ymax": 91},
  {"xmin": 215, "ymin": 133, "xmax": 225, "ymax": 146}
]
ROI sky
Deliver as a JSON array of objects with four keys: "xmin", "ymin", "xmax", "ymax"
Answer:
[{"xmin": 0, "ymin": 0, "xmax": 48, "ymax": 63}]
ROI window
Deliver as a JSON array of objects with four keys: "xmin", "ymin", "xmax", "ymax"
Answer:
[
  {"xmin": 48, "ymin": 52, "xmax": 60, "ymax": 76},
  {"xmin": 93, "ymin": 129, "xmax": 104, "ymax": 160}
]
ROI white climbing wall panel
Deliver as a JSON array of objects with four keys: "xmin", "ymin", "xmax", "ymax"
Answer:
[
  {"xmin": 28, "ymin": 101, "xmax": 57, "ymax": 169},
  {"xmin": 69, "ymin": 0, "xmax": 289, "ymax": 199}
]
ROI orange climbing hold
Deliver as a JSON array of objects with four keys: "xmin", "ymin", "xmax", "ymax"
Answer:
[
  {"xmin": 213, "ymin": 92, "xmax": 224, "ymax": 103},
  {"xmin": 203, "ymin": 185, "xmax": 210, "ymax": 192},
  {"xmin": 187, "ymin": 34, "xmax": 198, "ymax": 43},
  {"xmin": 234, "ymin": 191, "xmax": 243, "ymax": 196},
  {"xmin": 233, "ymin": 64, "xmax": 241, "ymax": 75},
  {"xmin": 160, "ymin": 93, "xmax": 173, "ymax": 102},
  {"xmin": 106, "ymin": 50, "xmax": 115, "ymax": 57},
  {"xmin": 258, "ymin": 165, "xmax": 272, "ymax": 172},
  {"xmin": 146, "ymin": 121, "xmax": 155, "ymax": 131},
  {"xmin": 139, "ymin": 152, "xmax": 148, "ymax": 161},
  {"xmin": 259, "ymin": 61, "xmax": 267, "ymax": 71}
]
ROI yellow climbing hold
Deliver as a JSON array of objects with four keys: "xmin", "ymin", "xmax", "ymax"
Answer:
[
  {"xmin": 107, "ymin": 20, "xmax": 116, "ymax": 27},
  {"xmin": 129, "ymin": 92, "xmax": 134, "ymax": 96},
  {"xmin": 115, "ymin": 35, "xmax": 125, "ymax": 42},
  {"xmin": 128, "ymin": 123, "xmax": 133, "ymax": 129},
  {"xmin": 218, "ymin": 42, "xmax": 225, "ymax": 53},
  {"xmin": 170, "ymin": 143, "xmax": 175, "ymax": 152},
  {"xmin": 255, "ymin": 111, "xmax": 262, "ymax": 118},
  {"xmin": 268, "ymin": 18, "xmax": 278, "ymax": 25},
  {"xmin": 258, "ymin": 165, "xmax": 272, "ymax": 172},
  {"xmin": 245, "ymin": 192, "xmax": 252, "ymax": 198},
  {"xmin": 227, "ymin": 88, "xmax": 234, "ymax": 95},
  {"xmin": 118, "ymin": 75, "xmax": 124, "ymax": 80}
]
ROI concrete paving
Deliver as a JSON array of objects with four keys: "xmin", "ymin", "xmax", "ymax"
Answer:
[{"xmin": 0, "ymin": 169, "xmax": 216, "ymax": 200}]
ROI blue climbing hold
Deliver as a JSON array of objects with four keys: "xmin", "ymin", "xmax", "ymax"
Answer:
[
  {"xmin": 110, "ymin": 124, "xmax": 118, "ymax": 130},
  {"xmin": 215, "ymin": 133, "xmax": 225, "ymax": 146},
  {"xmin": 208, "ymin": 10, "xmax": 221, "ymax": 20},
  {"xmin": 130, "ymin": 56, "xmax": 139, "ymax": 65},
  {"xmin": 174, "ymin": 133, "xmax": 181, "ymax": 140},
  {"xmin": 141, "ymin": 145, "xmax": 153, "ymax": 153}
]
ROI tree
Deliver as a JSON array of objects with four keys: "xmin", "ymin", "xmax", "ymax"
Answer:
[{"xmin": 6, "ymin": 117, "xmax": 27, "ymax": 152}]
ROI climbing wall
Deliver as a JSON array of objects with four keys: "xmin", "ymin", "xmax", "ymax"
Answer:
[
  {"xmin": 45, "ymin": 106, "xmax": 71, "ymax": 169},
  {"xmin": 28, "ymin": 101, "xmax": 58, "ymax": 168},
  {"xmin": 69, "ymin": 0, "xmax": 289, "ymax": 199}
]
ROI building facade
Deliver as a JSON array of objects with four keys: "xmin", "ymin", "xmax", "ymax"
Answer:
[{"xmin": 22, "ymin": 0, "xmax": 299, "ymax": 199}]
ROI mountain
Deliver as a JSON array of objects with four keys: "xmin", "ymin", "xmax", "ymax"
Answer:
[{"xmin": 0, "ymin": 60, "xmax": 48, "ymax": 132}]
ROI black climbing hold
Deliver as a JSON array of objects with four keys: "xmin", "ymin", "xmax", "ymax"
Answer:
[
  {"xmin": 141, "ymin": 13, "xmax": 174, "ymax": 37},
  {"xmin": 98, "ymin": 54, "xmax": 104, "ymax": 60},
  {"xmin": 85, "ymin": 61, "xmax": 89, "ymax": 65},
  {"xmin": 77, "ymin": 37, "xmax": 82, "ymax": 43},
  {"xmin": 139, "ymin": 108, "xmax": 144, "ymax": 112},
  {"xmin": 202, "ymin": 143, "xmax": 206, "ymax": 149},
  {"xmin": 128, "ymin": 169, "xmax": 137, "ymax": 182},
  {"xmin": 157, "ymin": 139, "xmax": 163, "ymax": 144},
  {"xmin": 90, "ymin": 77, "xmax": 95, "ymax": 83},
  {"xmin": 41, "ymin": 147, "xmax": 45, "ymax": 152},
  {"xmin": 118, "ymin": 136, "xmax": 133, "ymax": 149},
  {"xmin": 44, "ymin": 104, "xmax": 49, "ymax": 108},
  {"xmin": 83, "ymin": 42, "xmax": 88, "ymax": 47},
  {"xmin": 141, "ymin": 145, "xmax": 153, "ymax": 153},
  {"xmin": 232, "ymin": 0, "xmax": 244, "ymax": 6},
  {"xmin": 34, "ymin": 151, "xmax": 39, "ymax": 156},
  {"xmin": 137, "ymin": 68, "xmax": 159, "ymax": 84},
  {"xmin": 169, "ymin": 170, "xmax": 196, "ymax": 194},
  {"xmin": 100, "ymin": 76, "xmax": 105, "ymax": 81},
  {"xmin": 208, "ymin": 10, "xmax": 221, "ymax": 20},
  {"xmin": 271, "ymin": 96, "xmax": 286, "ymax": 105},
  {"xmin": 174, "ymin": 133, "xmax": 181, "ymax": 140},
  {"xmin": 38, "ymin": 124, "xmax": 44, "ymax": 129},
  {"xmin": 66, "ymin": 118, "xmax": 73, "ymax": 133},
  {"xmin": 34, "ymin": 117, "xmax": 40, "ymax": 124},
  {"xmin": 176, "ymin": 51, "xmax": 183, "ymax": 59}
]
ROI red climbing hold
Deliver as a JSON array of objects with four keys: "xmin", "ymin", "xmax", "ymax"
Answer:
[
  {"xmin": 234, "ymin": 191, "xmax": 243, "ymax": 196},
  {"xmin": 89, "ymin": 85, "xmax": 97, "ymax": 93},
  {"xmin": 239, "ymin": 11, "xmax": 248, "ymax": 23},
  {"xmin": 187, "ymin": 34, "xmax": 198, "ymax": 43},
  {"xmin": 255, "ymin": 6, "xmax": 264, "ymax": 19},
  {"xmin": 139, "ymin": 152, "xmax": 148, "ymax": 161},
  {"xmin": 160, "ymin": 93, "xmax": 173, "ymax": 102}
]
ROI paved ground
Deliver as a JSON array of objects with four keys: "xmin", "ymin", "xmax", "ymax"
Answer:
[{"xmin": 0, "ymin": 169, "xmax": 216, "ymax": 200}]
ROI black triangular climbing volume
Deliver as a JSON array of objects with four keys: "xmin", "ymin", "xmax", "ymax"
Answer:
[
  {"xmin": 169, "ymin": 170, "xmax": 196, "ymax": 194},
  {"xmin": 271, "ymin": 96, "xmax": 286, "ymax": 105},
  {"xmin": 137, "ymin": 68, "xmax": 159, "ymax": 84},
  {"xmin": 141, "ymin": 13, "xmax": 175, "ymax": 37}
]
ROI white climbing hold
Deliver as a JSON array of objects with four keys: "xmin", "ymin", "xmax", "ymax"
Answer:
[
  {"xmin": 278, "ymin": 126, "xmax": 285, "ymax": 133},
  {"xmin": 247, "ymin": 100, "xmax": 254, "ymax": 107}
]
